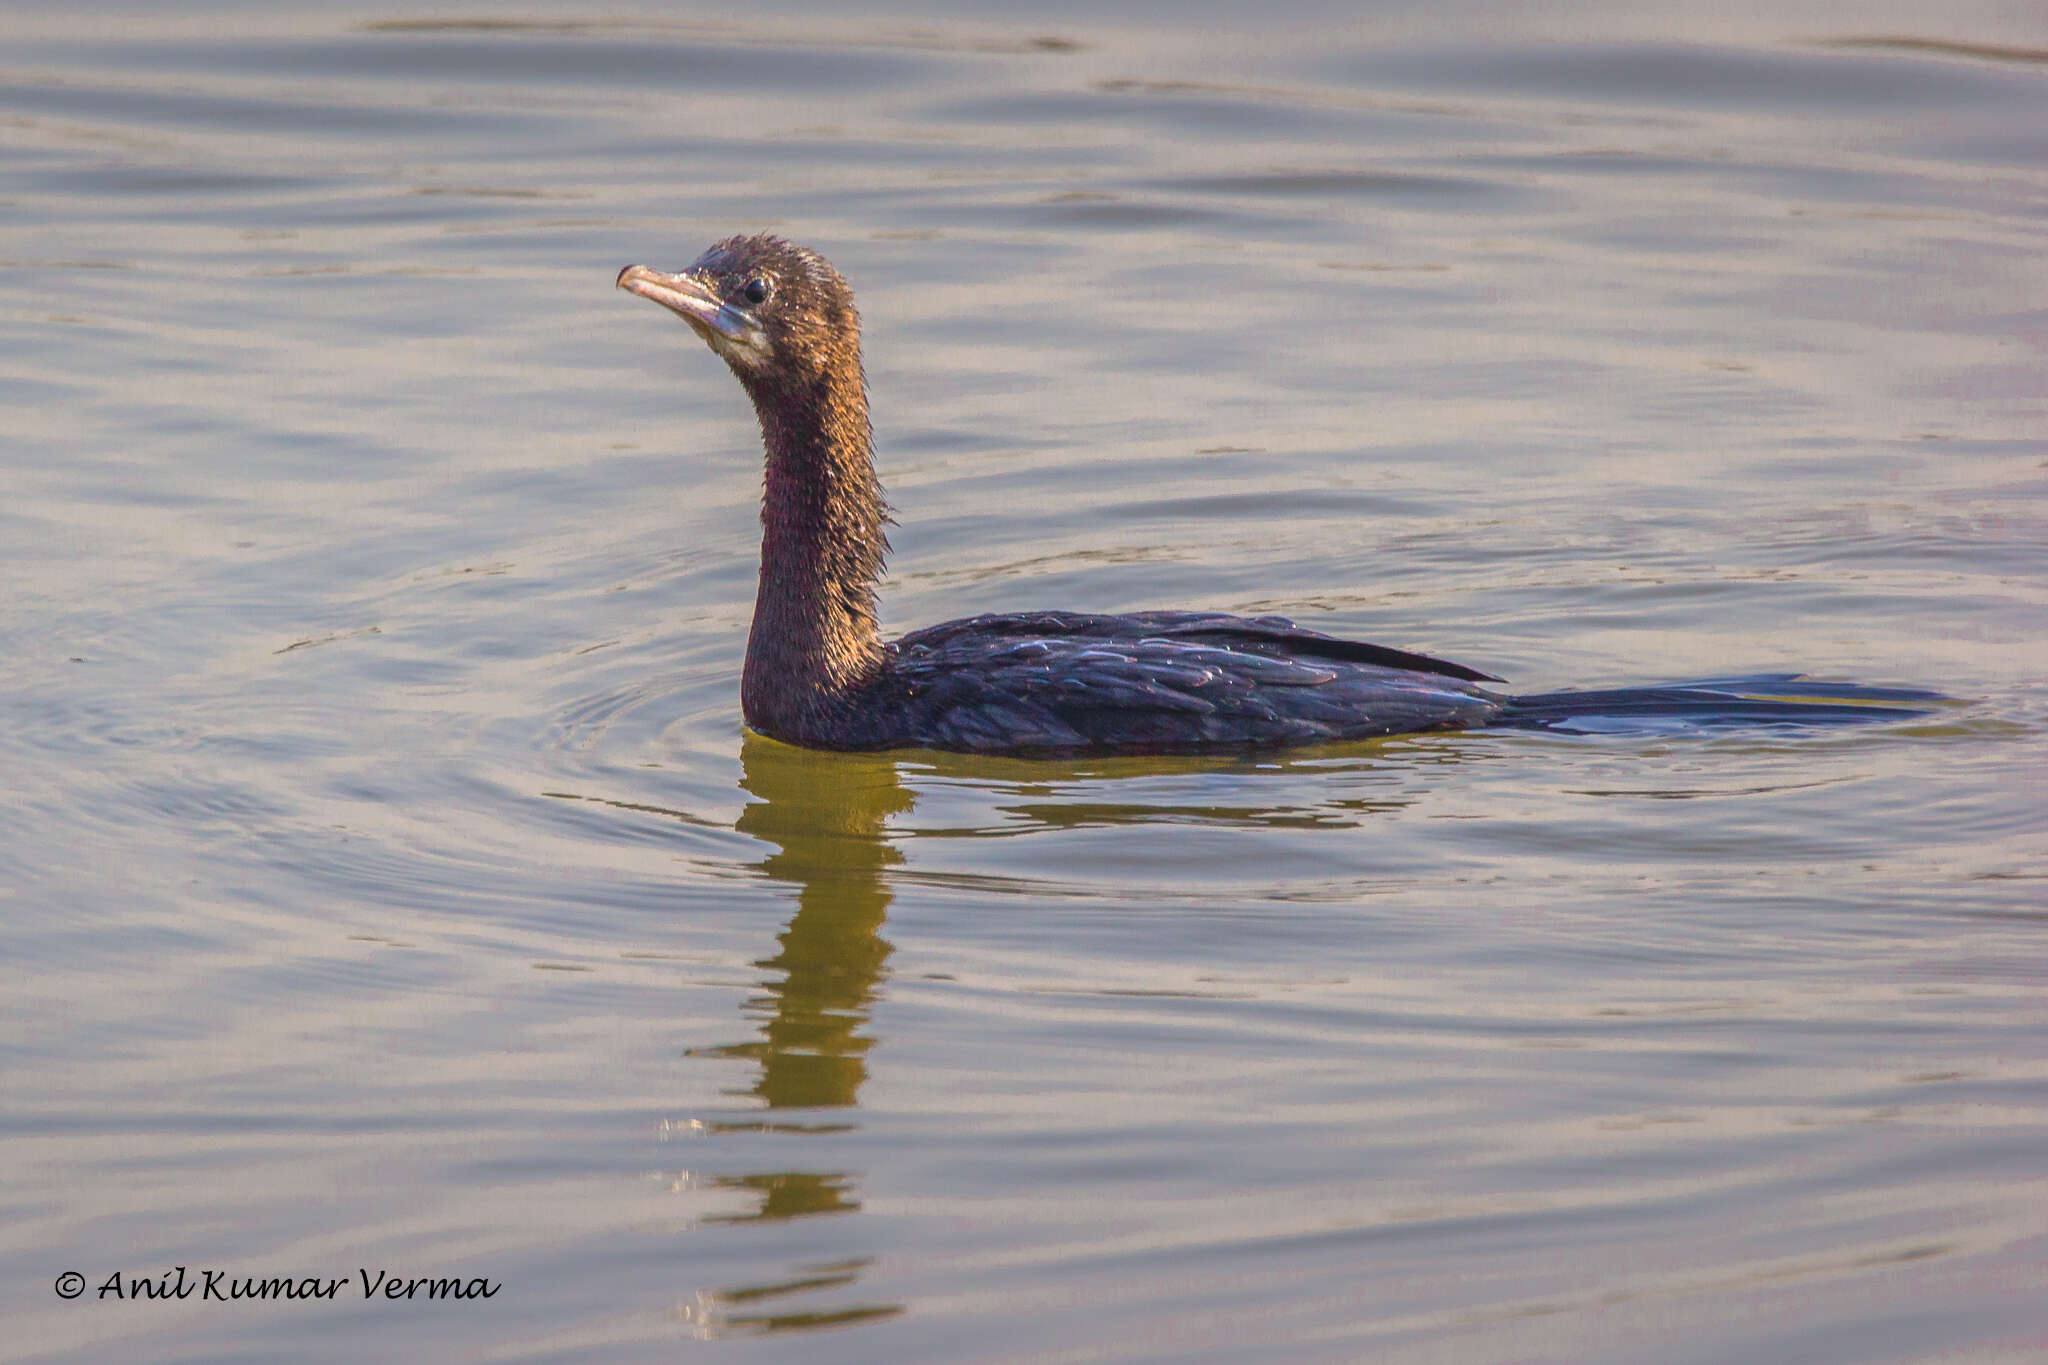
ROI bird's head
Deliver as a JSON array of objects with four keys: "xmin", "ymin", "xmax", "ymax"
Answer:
[{"xmin": 617, "ymin": 234, "xmax": 860, "ymax": 396}]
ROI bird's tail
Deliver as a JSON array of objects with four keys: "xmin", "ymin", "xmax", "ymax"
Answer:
[{"xmin": 1493, "ymin": 673, "xmax": 1945, "ymax": 733}]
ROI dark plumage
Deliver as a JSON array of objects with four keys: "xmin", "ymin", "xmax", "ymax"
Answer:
[{"xmin": 617, "ymin": 236, "xmax": 1936, "ymax": 755}]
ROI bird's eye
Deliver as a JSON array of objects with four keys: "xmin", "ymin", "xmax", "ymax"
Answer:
[{"xmin": 742, "ymin": 277, "xmax": 771, "ymax": 305}]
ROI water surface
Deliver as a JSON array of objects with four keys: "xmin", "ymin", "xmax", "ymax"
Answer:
[{"xmin": 4, "ymin": 3, "xmax": 2045, "ymax": 1361}]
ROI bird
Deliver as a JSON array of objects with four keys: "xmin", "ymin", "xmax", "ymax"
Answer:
[{"xmin": 616, "ymin": 234, "xmax": 1936, "ymax": 755}]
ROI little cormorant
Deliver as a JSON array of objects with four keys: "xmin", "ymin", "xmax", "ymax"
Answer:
[{"xmin": 617, "ymin": 235, "xmax": 1934, "ymax": 755}]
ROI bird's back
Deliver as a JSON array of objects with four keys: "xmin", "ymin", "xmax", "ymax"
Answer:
[{"xmin": 830, "ymin": 611, "xmax": 1505, "ymax": 754}]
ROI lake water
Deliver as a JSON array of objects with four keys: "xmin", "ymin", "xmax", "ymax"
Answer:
[{"xmin": 4, "ymin": 2, "xmax": 2045, "ymax": 1360}]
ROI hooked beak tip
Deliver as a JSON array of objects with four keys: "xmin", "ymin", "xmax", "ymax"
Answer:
[{"xmin": 616, "ymin": 263, "xmax": 750, "ymax": 346}]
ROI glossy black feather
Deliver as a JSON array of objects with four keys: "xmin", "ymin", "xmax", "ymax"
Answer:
[
  {"xmin": 808, "ymin": 611, "xmax": 1507, "ymax": 754},
  {"xmin": 895, "ymin": 610, "xmax": 1500, "ymax": 683}
]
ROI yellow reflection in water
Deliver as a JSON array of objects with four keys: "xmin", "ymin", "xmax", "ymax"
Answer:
[{"xmin": 691, "ymin": 735, "xmax": 913, "ymax": 1331}]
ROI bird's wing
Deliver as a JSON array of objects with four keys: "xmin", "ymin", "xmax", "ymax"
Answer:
[
  {"xmin": 894, "ymin": 610, "xmax": 1501, "ymax": 683},
  {"xmin": 883, "ymin": 624, "xmax": 1499, "ymax": 753}
]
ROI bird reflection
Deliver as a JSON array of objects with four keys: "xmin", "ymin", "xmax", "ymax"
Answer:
[
  {"xmin": 658, "ymin": 731, "xmax": 1461, "ymax": 1331},
  {"xmin": 691, "ymin": 733, "xmax": 909, "ymax": 1238},
  {"xmin": 673, "ymin": 737, "xmax": 913, "ymax": 1333}
]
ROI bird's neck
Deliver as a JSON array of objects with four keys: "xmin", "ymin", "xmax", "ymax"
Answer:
[{"xmin": 741, "ymin": 370, "xmax": 889, "ymax": 739}]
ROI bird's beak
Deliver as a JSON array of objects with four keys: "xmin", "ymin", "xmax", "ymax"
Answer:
[{"xmin": 616, "ymin": 264, "xmax": 748, "ymax": 342}]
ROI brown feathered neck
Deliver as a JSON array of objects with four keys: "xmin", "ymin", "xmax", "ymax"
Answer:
[{"xmin": 722, "ymin": 243, "xmax": 890, "ymax": 741}]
